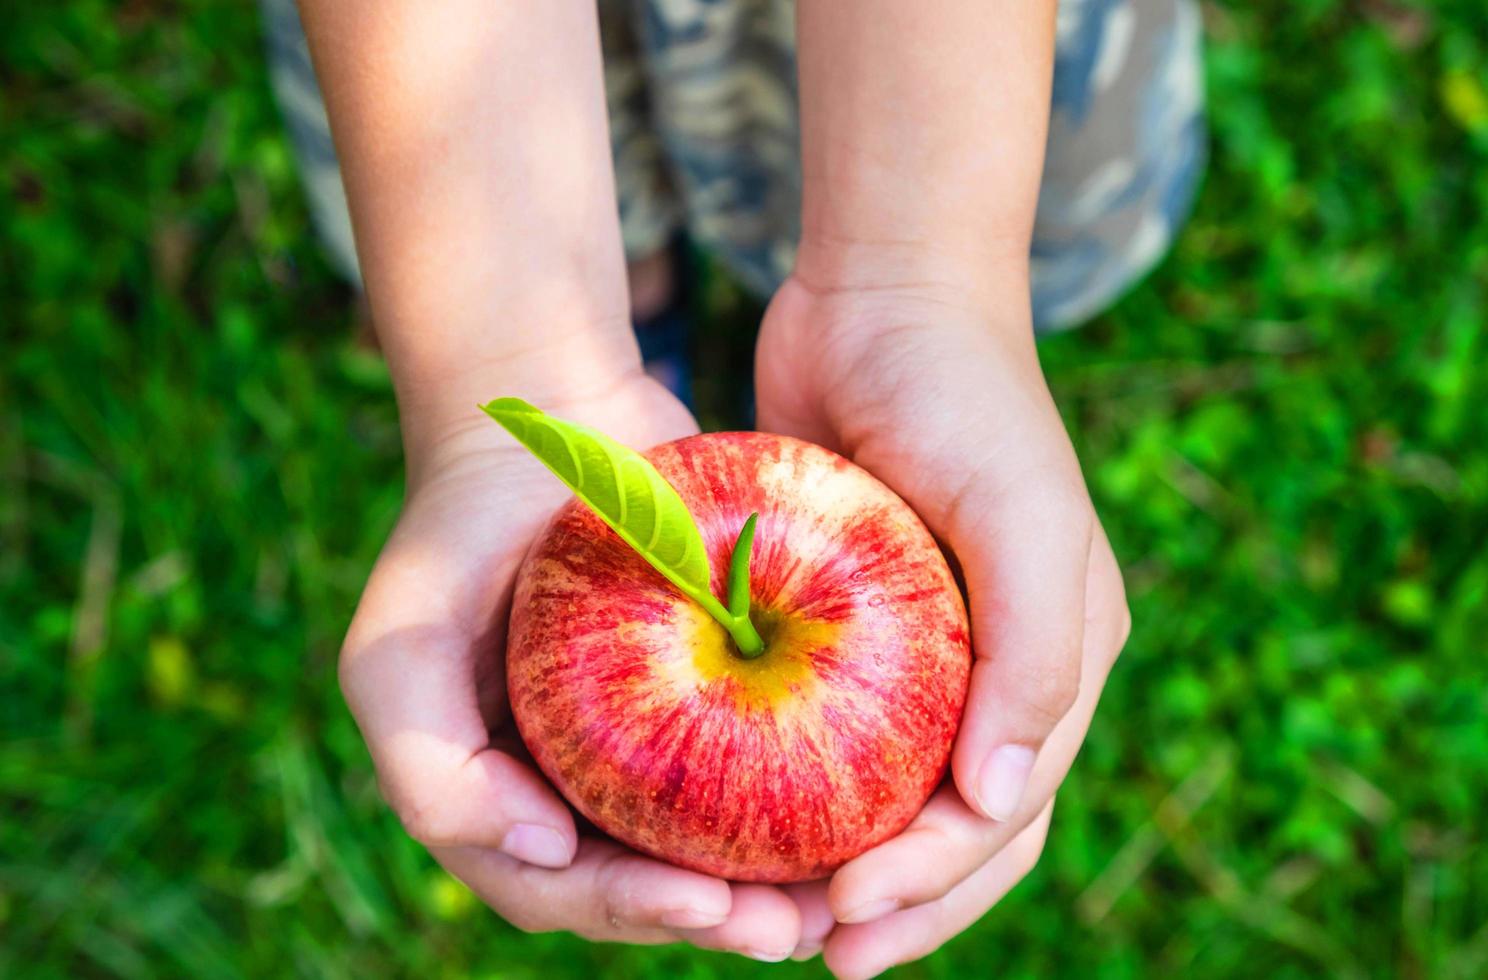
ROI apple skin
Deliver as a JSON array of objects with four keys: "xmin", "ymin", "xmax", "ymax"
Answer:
[{"xmin": 507, "ymin": 431, "xmax": 971, "ymax": 883}]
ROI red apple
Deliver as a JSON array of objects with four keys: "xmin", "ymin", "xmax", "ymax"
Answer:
[{"xmin": 507, "ymin": 431, "xmax": 971, "ymax": 882}]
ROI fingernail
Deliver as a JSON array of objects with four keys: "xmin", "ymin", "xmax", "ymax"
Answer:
[
  {"xmin": 975, "ymin": 744, "xmax": 1037, "ymax": 821},
  {"xmin": 744, "ymin": 948, "xmax": 792, "ymax": 962},
  {"xmin": 499, "ymin": 823, "xmax": 571, "ymax": 868},
  {"xmin": 660, "ymin": 907, "xmax": 729, "ymax": 929},
  {"xmin": 839, "ymin": 897, "xmax": 900, "ymax": 924},
  {"xmin": 790, "ymin": 942, "xmax": 823, "ymax": 961}
]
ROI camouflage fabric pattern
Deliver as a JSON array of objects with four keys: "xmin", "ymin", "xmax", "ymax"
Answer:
[{"xmin": 262, "ymin": 0, "xmax": 1204, "ymax": 331}]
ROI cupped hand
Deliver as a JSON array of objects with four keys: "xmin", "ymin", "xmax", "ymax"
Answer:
[
  {"xmin": 340, "ymin": 370, "xmax": 803, "ymax": 960},
  {"xmin": 755, "ymin": 273, "xmax": 1131, "ymax": 976}
]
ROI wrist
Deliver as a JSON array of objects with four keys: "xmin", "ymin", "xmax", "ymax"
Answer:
[
  {"xmin": 790, "ymin": 236, "xmax": 1032, "ymax": 337},
  {"xmin": 757, "ymin": 269, "xmax": 1048, "ymax": 455},
  {"xmin": 389, "ymin": 310, "xmax": 645, "ymax": 478},
  {"xmin": 779, "ymin": 243, "xmax": 1039, "ymax": 373}
]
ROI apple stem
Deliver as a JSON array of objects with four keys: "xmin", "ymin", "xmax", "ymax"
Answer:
[
  {"xmin": 711, "ymin": 513, "xmax": 766, "ymax": 658},
  {"xmin": 733, "ymin": 618, "xmax": 766, "ymax": 658},
  {"xmin": 715, "ymin": 602, "xmax": 765, "ymax": 658}
]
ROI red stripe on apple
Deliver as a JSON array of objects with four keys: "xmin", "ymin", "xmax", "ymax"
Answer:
[{"xmin": 488, "ymin": 402, "xmax": 970, "ymax": 883}]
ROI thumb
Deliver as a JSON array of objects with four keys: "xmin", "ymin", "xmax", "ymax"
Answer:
[
  {"xmin": 943, "ymin": 470, "xmax": 1094, "ymax": 821},
  {"xmin": 340, "ymin": 524, "xmax": 579, "ymax": 865}
]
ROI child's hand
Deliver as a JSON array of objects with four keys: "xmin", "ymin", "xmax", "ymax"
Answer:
[
  {"xmin": 756, "ymin": 273, "xmax": 1131, "ymax": 975},
  {"xmin": 339, "ymin": 373, "xmax": 804, "ymax": 960}
]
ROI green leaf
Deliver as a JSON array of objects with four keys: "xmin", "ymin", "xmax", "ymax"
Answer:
[
  {"xmin": 483, "ymin": 398, "xmax": 766, "ymax": 657},
  {"xmin": 480, "ymin": 397, "xmax": 715, "ymax": 607}
]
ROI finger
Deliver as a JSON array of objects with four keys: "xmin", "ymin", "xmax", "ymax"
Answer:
[
  {"xmin": 946, "ymin": 470, "xmax": 1093, "ymax": 822},
  {"xmin": 341, "ymin": 532, "xmax": 577, "ymax": 865},
  {"xmin": 434, "ymin": 837, "xmax": 732, "ymax": 941},
  {"xmin": 823, "ymin": 800, "xmax": 1055, "ymax": 980},
  {"xmin": 828, "ymin": 529, "xmax": 1127, "ymax": 917},
  {"xmin": 679, "ymin": 883, "xmax": 804, "ymax": 963},
  {"xmin": 783, "ymin": 879, "xmax": 836, "ymax": 961}
]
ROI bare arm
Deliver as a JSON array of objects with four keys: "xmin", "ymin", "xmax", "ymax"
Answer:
[
  {"xmin": 795, "ymin": 0, "xmax": 1056, "ymax": 309},
  {"xmin": 759, "ymin": 5, "xmax": 1129, "ymax": 974},
  {"xmin": 298, "ymin": 0, "xmax": 640, "ymax": 459},
  {"xmin": 303, "ymin": 3, "xmax": 804, "ymax": 958}
]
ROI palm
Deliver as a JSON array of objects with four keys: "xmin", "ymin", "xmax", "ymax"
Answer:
[
  {"xmin": 754, "ymin": 276, "xmax": 1130, "ymax": 978},
  {"xmin": 341, "ymin": 376, "xmax": 814, "ymax": 955},
  {"xmin": 358, "ymin": 375, "xmax": 697, "ymax": 751}
]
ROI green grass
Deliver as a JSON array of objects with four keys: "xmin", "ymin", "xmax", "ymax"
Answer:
[{"xmin": 4, "ymin": 1, "xmax": 1487, "ymax": 976}]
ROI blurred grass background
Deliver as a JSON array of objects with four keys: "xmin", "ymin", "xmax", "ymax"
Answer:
[{"xmin": 4, "ymin": 1, "xmax": 1488, "ymax": 977}]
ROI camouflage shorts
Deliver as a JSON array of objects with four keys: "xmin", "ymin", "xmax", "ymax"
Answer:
[{"xmin": 262, "ymin": 0, "xmax": 1204, "ymax": 331}]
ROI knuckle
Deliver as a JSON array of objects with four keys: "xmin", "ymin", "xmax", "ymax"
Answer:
[
  {"xmin": 498, "ymin": 903, "xmax": 552, "ymax": 934},
  {"xmin": 1114, "ymin": 602, "xmax": 1133, "ymax": 652},
  {"xmin": 921, "ymin": 809, "xmax": 988, "ymax": 863},
  {"xmin": 1013, "ymin": 817, "xmax": 1053, "ymax": 879},
  {"xmin": 1012, "ymin": 832, "xmax": 1047, "ymax": 880},
  {"xmin": 592, "ymin": 853, "xmax": 639, "ymax": 930},
  {"xmin": 574, "ymin": 909, "xmax": 629, "ymax": 943},
  {"xmin": 901, "ymin": 908, "xmax": 956, "ymax": 967},
  {"xmin": 1024, "ymin": 482, "xmax": 1094, "ymax": 541},
  {"xmin": 390, "ymin": 790, "xmax": 461, "ymax": 847},
  {"xmin": 1018, "ymin": 657, "xmax": 1082, "ymax": 730},
  {"xmin": 890, "ymin": 826, "xmax": 965, "ymax": 906},
  {"xmin": 335, "ymin": 632, "xmax": 380, "ymax": 721}
]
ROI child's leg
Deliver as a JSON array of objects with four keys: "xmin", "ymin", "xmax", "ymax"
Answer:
[
  {"xmin": 260, "ymin": 0, "xmax": 360, "ymax": 285},
  {"xmin": 621, "ymin": 0, "xmax": 1205, "ymax": 330},
  {"xmin": 1032, "ymin": 0, "xmax": 1206, "ymax": 330},
  {"xmin": 263, "ymin": 0, "xmax": 1205, "ymax": 336},
  {"xmin": 259, "ymin": 0, "xmax": 696, "ymax": 400}
]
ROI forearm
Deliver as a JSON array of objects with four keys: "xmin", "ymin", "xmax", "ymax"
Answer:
[
  {"xmin": 298, "ymin": 1, "xmax": 638, "ymax": 448},
  {"xmin": 794, "ymin": 1, "xmax": 1056, "ymax": 308}
]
